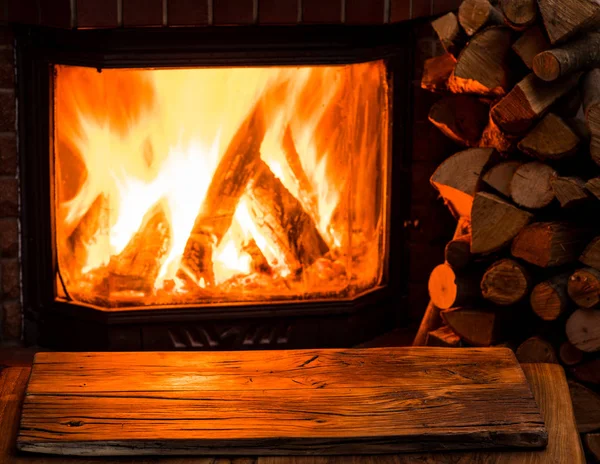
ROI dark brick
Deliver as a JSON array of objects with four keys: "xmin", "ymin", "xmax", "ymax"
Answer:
[
  {"xmin": 302, "ymin": 0, "xmax": 341, "ymax": 23},
  {"xmin": 168, "ymin": 0, "xmax": 209, "ymax": 26},
  {"xmin": 0, "ymin": 28, "xmax": 14, "ymax": 46},
  {"xmin": 0, "ymin": 177, "xmax": 18, "ymax": 216},
  {"xmin": 0, "ymin": 218, "xmax": 19, "ymax": 257},
  {"xmin": 0, "ymin": 92, "xmax": 16, "ymax": 133},
  {"xmin": 412, "ymin": 0, "xmax": 433, "ymax": 19},
  {"xmin": 124, "ymin": 0, "xmax": 163, "ymax": 26},
  {"xmin": 0, "ymin": 48, "xmax": 14, "ymax": 89},
  {"xmin": 391, "ymin": 0, "xmax": 411, "ymax": 22},
  {"xmin": 259, "ymin": 0, "xmax": 297, "ymax": 24},
  {"xmin": 408, "ymin": 241, "xmax": 445, "ymax": 285},
  {"xmin": 1, "ymin": 258, "xmax": 20, "ymax": 299},
  {"xmin": 346, "ymin": 0, "xmax": 384, "ymax": 24},
  {"xmin": 213, "ymin": 0, "xmax": 254, "ymax": 25},
  {"xmin": 7, "ymin": 0, "xmax": 38, "ymax": 25},
  {"xmin": 433, "ymin": 0, "xmax": 461, "ymax": 14},
  {"xmin": 76, "ymin": 0, "xmax": 118, "ymax": 28},
  {"xmin": 0, "ymin": 134, "xmax": 17, "ymax": 176},
  {"xmin": 2, "ymin": 299, "xmax": 22, "ymax": 341},
  {"xmin": 40, "ymin": 0, "xmax": 71, "ymax": 28}
]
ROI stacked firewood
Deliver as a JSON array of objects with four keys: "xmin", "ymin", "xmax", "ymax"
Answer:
[{"xmin": 414, "ymin": 0, "xmax": 600, "ymax": 458}]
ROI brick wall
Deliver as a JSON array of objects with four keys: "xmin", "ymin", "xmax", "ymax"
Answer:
[{"xmin": 0, "ymin": 26, "xmax": 20, "ymax": 345}]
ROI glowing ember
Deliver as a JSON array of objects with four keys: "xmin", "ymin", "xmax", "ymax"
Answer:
[{"xmin": 54, "ymin": 62, "xmax": 390, "ymax": 308}]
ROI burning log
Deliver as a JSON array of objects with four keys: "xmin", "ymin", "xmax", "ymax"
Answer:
[
  {"xmin": 246, "ymin": 159, "xmax": 329, "ymax": 274},
  {"xmin": 441, "ymin": 307, "xmax": 502, "ymax": 346},
  {"xmin": 530, "ymin": 272, "xmax": 572, "ymax": 321},
  {"xmin": 566, "ymin": 308, "xmax": 600, "ymax": 352},
  {"xmin": 471, "ymin": 192, "xmax": 533, "ymax": 254},
  {"xmin": 534, "ymin": 32, "xmax": 600, "ymax": 82},
  {"xmin": 509, "ymin": 161, "xmax": 557, "ymax": 209},
  {"xmin": 500, "ymin": 0, "xmax": 537, "ymax": 30},
  {"xmin": 491, "ymin": 73, "xmax": 581, "ymax": 135},
  {"xmin": 426, "ymin": 325, "xmax": 462, "ymax": 347},
  {"xmin": 428, "ymin": 95, "xmax": 489, "ymax": 146},
  {"xmin": 515, "ymin": 336, "xmax": 559, "ymax": 363},
  {"xmin": 568, "ymin": 267, "xmax": 600, "ymax": 308},
  {"xmin": 445, "ymin": 235, "xmax": 471, "ymax": 271},
  {"xmin": 109, "ymin": 203, "xmax": 171, "ymax": 294},
  {"xmin": 482, "ymin": 160, "xmax": 523, "ymax": 196},
  {"xmin": 511, "ymin": 222, "xmax": 591, "ymax": 267},
  {"xmin": 582, "ymin": 69, "xmax": 600, "ymax": 166},
  {"xmin": 480, "ymin": 258, "xmax": 531, "ymax": 306},
  {"xmin": 551, "ymin": 177, "xmax": 591, "ymax": 208},
  {"xmin": 180, "ymin": 104, "xmax": 266, "ymax": 287},
  {"xmin": 517, "ymin": 113, "xmax": 580, "ymax": 160},
  {"xmin": 538, "ymin": 0, "xmax": 600, "ymax": 44},
  {"xmin": 512, "ymin": 25, "xmax": 551, "ymax": 70},
  {"xmin": 458, "ymin": 0, "xmax": 504, "ymax": 36},
  {"xmin": 448, "ymin": 26, "xmax": 513, "ymax": 97},
  {"xmin": 581, "ymin": 236, "xmax": 600, "ymax": 270},
  {"xmin": 430, "ymin": 147, "xmax": 496, "ymax": 218},
  {"xmin": 431, "ymin": 12, "xmax": 464, "ymax": 56},
  {"xmin": 568, "ymin": 380, "xmax": 600, "ymax": 431},
  {"xmin": 242, "ymin": 239, "xmax": 271, "ymax": 275},
  {"xmin": 428, "ymin": 263, "xmax": 482, "ymax": 309},
  {"xmin": 421, "ymin": 53, "xmax": 457, "ymax": 92},
  {"xmin": 560, "ymin": 341, "xmax": 584, "ymax": 366}
]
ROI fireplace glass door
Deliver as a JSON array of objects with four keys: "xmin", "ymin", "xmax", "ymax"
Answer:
[{"xmin": 53, "ymin": 62, "xmax": 391, "ymax": 308}]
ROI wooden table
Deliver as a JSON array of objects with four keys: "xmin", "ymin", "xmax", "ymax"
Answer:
[{"xmin": 0, "ymin": 357, "xmax": 585, "ymax": 463}]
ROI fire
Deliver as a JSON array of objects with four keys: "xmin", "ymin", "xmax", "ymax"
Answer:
[{"xmin": 54, "ymin": 62, "xmax": 390, "ymax": 307}]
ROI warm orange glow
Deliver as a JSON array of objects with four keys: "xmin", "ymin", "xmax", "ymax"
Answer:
[{"xmin": 54, "ymin": 62, "xmax": 390, "ymax": 308}]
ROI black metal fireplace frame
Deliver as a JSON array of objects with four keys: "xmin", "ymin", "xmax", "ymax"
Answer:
[{"xmin": 16, "ymin": 24, "xmax": 415, "ymax": 350}]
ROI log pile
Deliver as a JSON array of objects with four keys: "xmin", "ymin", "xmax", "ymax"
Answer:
[{"xmin": 415, "ymin": 0, "xmax": 600, "ymax": 456}]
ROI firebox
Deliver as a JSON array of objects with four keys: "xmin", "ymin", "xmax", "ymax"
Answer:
[{"xmin": 16, "ymin": 25, "xmax": 414, "ymax": 350}]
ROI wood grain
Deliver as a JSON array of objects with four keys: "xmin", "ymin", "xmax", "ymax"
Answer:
[{"xmin": 17, "ymin": 349, "xmax": 547, "ymax": 456}]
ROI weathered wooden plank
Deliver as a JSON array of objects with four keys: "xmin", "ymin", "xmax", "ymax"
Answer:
[{"xmin": 16, "ymin": 348, "xmax": 546, "ymax": 456}]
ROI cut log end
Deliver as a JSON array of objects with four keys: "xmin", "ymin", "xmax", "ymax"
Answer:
[
  {"xmin": 428, "ymin": 263, "xmax": 481, "ymax": 310},
  {"xmin": 532, "ymin": 51, "xmax": 561, "ymax": 82},
  {"xmin": 530, "ymin": 273, "xmax": 571, "ymax": 321},
  {"xmin": 559, "ymin": 341, "xmax": 584, "ymax": 366},
  {"xmin": 566, "ymin": 308, "xmax": 600, "ymax": 352},
  {"xmin": 568, "ymin": 268, "xmax": 600, "ymax": 309},
  {"xmin": 516, "ymin": 336, "xmax": 558, "ymax": 364},
  {"xmin": 510, "ymin": 162, "xmax": 557, "ymax": 209},
  {"xmin": 501, "ymin": 0, "xmax": 537, "ymax": 29},
  {"xmin": 480, "ymin": 258, "xmax": 531, "ymax": 306}
]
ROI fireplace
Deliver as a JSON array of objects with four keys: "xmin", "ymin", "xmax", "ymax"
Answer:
[{"xmin": 13, "ymin": 23, "xmax": 434, "ymax": 350}]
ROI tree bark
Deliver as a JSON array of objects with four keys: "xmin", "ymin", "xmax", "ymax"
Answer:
[
  {"xmin": 530, "ymin": 272, "xmax": 572, "ymax": 321},
  {"xmin": 517, "ymin": 113, "xmax": 580, "ymax": 160},
  {"xmin": 445, "ymin": 235, "xmax": 472, "ymax": 271},
  {"xmin": 538, "ymin": 0, "xmax": 600, "ymax": 44},
  {"xmin": 534, "ymin": 32, "xmax": 600, "ymax": 81},
  {"xmin": 568, "ymin": 267, "xmax": 600, "ymax": 308},
  {"xmin": 566, "ymin": 308, "xmax": 600, "ymax": 352},
  {"xmin": 510, "ymin": 161, "xmax": 557, "ymax": 209}
]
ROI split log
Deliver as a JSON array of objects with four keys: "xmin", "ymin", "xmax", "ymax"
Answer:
[
  {"xmin": 534, "ymin": 32, "xmax": 600, "ymax": 81},
  {"xmin": 582, "ymin": 69, "xmax": 600, "ymax": 166},
  {"xmin": 480, "ymin": 258, "xmax": 531, "ymax": 305},
  {"xmin": 568, "ymin": 380, "xmax": 600, "ymax": 432},
  {"xmin": 512, "ymin": 222, "xmax": 591, "ymax": 267},
  {"xmin": 428, "ymin": 263, "xmax": 482, "ymax": 309},
  {"xmin": 538, "ymin": 0, "xmax": 600, "ymax": 44},
  {"xmin": 586, "ymin": 177, "xmax": 600, "ymax": 199},
  {"xmin": 428, "ymin": 95, "xmax": 489, "ymax": 146},
  {"xmin": 491, "ymin": 73, "xmax": 581, "ymax": 135},
  {"xmin": 282, "ymin": 126, "xmax": 319, "ymax": 221},
  {"xmin": 445, "ymin": 235, "xmax": 471, "ymax": 271},
  {"xmin": 482, "ymin": 160, "xmax": 522, "ymax": 197},
  {"xmin": 571, "ymin": 358, "xmax": 600, "ymax": 385},
  {"xmin": 515, "ymin": 336, "xmax": 559, "ymax": 363},
  {"xmin": 512, "ymin": 25, "xmax": 551, "ymax": 69},
  {"xmin": 584, "ymin": 434, "xmax": 600, "ymax": 461},
  {"xmin": 180, "ymin": 105, "xmax": 266, "ymax": 287},
  {"xmin": 517, "ymin": 113, "xmax": 580, "ymax": 160},
  {"xmin": 441, "ymin": 307, "xmax": 502, "ymax": 346},
  {"xmin": 510, "ymin": 161, "xmax": 557, "ymax": 209},
  {"xmin": 413, "ymin": 301, "xmax": 442, "ymax": 346},
  {"xmin": 430, "ymin": 147, "xmax": 496, "ymax": 218},
  {"xmin": 448, "ymin": 26, "xmax": 513, "ymax": 97},
  {"xmin": 471, "ymin": 192, "xmax": 533, "ymax": 254},
  {"xmin": 581, "ymin": 236, "xmax": 600, "ymax": 270},
  {"xmin": 431, "ymin": 12, "xmax": 464, "ymax": 56},
  {"xmin": 530, "ymin": 272, "xmax": 572, "ymax": 321},
  {"xmin": 109, "ymin": 203, "xmax": 171, "ymax": 294},
  {"xmin": 421, "ymin": 53, "xmax": 457, "ymax": 93},
  {"xmin": 479, "ymin": 117, "xmax": 519, "ymax": 152},
  {"xmin": 559, "ymin": 341, "xmax": 584, "ymax": 366},
  {"xmin": 566, "ymin": 308, "xmax": 600, "ymax": 352},
  {"xmin": 246, "ymin": 159, "xmax": 329, "ymax": 273},
  {"xmin": 568, "ymin": 267, "xmax": 600, "ymax": 308},
  {"xmin": 500, "ymin": 0, "xmax": 537, "ymax": 30},
  {"xmin": 425, "ymin": 325, "xmax": 462, "ymax": 347},
  {"xmin": 551, "ymin": 176, "xmax": 591, "ymax": 208},
  {"xmin": 458, "ymin": 0, "xmax": 505, "ymax": 36}
]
